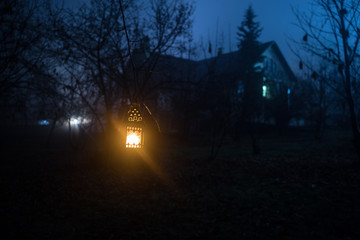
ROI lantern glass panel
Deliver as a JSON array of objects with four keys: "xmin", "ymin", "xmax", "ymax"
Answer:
[{"xmin": 126, "ymin": 126, "xmax": 143, "ymax": 148}]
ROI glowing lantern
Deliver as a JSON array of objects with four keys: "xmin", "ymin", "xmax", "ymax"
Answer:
[{"xmin": 125, "ymin": 103, "xmax": 144, "ymax": 149}]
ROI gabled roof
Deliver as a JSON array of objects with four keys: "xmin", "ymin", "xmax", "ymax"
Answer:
[
  {"xmin": 150, "ymin": 40, "xmax": 296, "ymax": 88},
  {"xmin": 196, "ymin": 40, "xmax": 296, "ymax": 82},
  {"xmin": 262, "ymin": 41, "xmax": 296, "ymax": 82},
  {"xmin": 259, "ymin": 41, "xmax": 274, "ymax": 52}
]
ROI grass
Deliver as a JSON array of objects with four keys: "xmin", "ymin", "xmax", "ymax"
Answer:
[{"xmin": 3, "ymin": 128, "xmax": 360, "ymax": 239}]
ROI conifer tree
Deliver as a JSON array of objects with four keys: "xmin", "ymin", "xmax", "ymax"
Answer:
[
  {"xmin": 237, "ymin": 5, "xmax": 263, "ymax": 154},
  {"xmin": 237, "ymin": 5, "xmax": 263, "ymax": 71}
]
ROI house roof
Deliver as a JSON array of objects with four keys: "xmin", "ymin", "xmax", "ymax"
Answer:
[
  {"xmin": 149, "ymin": 40, "xmax": 296, "ymax": 88},
  {"xmin": 196, "ymin": 40, "xmax": 297, "ymax": 82},
  {"xmin": 262, "ymin": 41, "xmax": 297, "ymax": 82},
  {"xmin": 259, "ymin": 41, "xmax": 274, "ymax": 52}
]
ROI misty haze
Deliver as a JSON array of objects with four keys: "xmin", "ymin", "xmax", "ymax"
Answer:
[{"xmin": 2, "ymin": 0, "xmax": 360, "ymax": 239}]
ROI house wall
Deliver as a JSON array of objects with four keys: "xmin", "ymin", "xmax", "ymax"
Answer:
[{"xmin": 262, "ymin": 47, "xmax": 291, "ymax": 84}]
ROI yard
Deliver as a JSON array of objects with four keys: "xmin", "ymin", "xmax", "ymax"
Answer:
[{"xmin": 3, "ymin": 127, "xmax": 360, "ymax": 239}]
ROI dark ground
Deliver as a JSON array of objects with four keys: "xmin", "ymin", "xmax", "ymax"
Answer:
[{"xmin": 2, "ymin": 126, "xmax": 360, "ymax": 239}]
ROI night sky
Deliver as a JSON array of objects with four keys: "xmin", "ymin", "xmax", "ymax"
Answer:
[
  {"xmin": 63, "ymin": 0, "xmax": 310, "ymax": 72},
  {"xmin": 193, "ymin": 0, "xmax": 309, "ymax": 71}
]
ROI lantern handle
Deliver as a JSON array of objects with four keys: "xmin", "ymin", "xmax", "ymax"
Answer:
[{"xmin": 142, "ymin": 103, "xmax": 161, "ymax": 133}]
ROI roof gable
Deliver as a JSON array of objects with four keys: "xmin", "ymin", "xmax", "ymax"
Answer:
[
  {"xmin": 195, "ymin": 41, "xmax": 296, "ymax": 82},
  {"xmin": 262, "ymin": 41, "xmax": 296, "ymax": 82}
]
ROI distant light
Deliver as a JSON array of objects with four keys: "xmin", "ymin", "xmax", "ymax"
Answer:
[
  {"xmin": 70, "ymin": 117, "xmax": 80, "ymax": 125},
  {"xmin": 70, "ymin": 116, "xmax": 90, "ymax": 125},
  {"xmin": 288, "ymin": 88, "xmax": 291, "ymax": 95},
  {"xmin": 38, "ymin": 120, "xmax": 49, "ymax": 125}
]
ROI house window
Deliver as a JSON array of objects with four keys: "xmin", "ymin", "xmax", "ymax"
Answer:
[
  {"xmin": 262, "ymin": 85, "xmax": 271, "ymax": 98},
  {"xmin": 267, "ymin": 59, "xmax": 277, "ymax": 73},
  {"xmin": 237, "ymin": 82, "xmax": 245, "ymax": 95},
  {"xmin": 254, "ymin": 62, "xmax": 263, "ymax": 72},
  {"xmin": 287, "ymin": 88, "xmax": 291, "ymax": 106},
  {"xmin": 269, "ymin": 59, "xmax": 274, "ymax": 72},
  {"xmin": 262, "ymin": 85, "xmax": 267, "ymax": 97},
  {"xmin": 272, "ymin": 61, "xmax": 277, "ymax": 72}
]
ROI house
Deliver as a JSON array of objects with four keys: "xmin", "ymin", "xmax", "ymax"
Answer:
[
  {"xmin": 151, "ymin": 41, "xmax": 297, "ymax": 134},
  {"xmin": 260, "ymin": 41, "xmax": 296, "ymax": 100}
]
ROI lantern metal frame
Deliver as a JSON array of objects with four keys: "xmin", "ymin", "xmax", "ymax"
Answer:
[{"xmin": 125, "ymin": 103, "xmax": 144, "ymax": 149}]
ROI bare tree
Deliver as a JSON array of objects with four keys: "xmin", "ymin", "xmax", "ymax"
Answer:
[
  {"xmin": 0, "ymin": 0, "xmax": 52, "ymax": 124},
  {"xmin": 293, "ymin": 0, "xmax": 360, "ymax": 159},
  {"xmin": 294, "ymin": 60, "xmax": 338, "ymax": 138},
  {"xmin": 51, "ymin": 0, "xmax": 193, "ymax": 137}
]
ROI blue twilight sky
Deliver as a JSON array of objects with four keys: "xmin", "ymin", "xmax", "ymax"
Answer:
[
  {"xmin": 63, "ymin": 0, "xmax": 310, "ymax": 72},
  {"xmin": 193, "ymin": 0, "xmax": 310, "ymax": 71}
]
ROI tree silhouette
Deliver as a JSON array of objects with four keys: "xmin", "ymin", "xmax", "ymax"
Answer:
[
  {"xmin": 293, "ymin": 0, "xmax": 360, "ymax": 160},
  {"xmin": 237, "ymin": 5, "xmax": 263, "ymax": 155},
  {"xmin": 0, "ymin": 0, "xmax": 51, "ymax": 124},
  {"xmin": 50, "ymin": 0, "xmax": 193, "ymax": 132}
]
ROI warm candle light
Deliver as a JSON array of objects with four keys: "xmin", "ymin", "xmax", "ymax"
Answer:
[{"xmin": 126, "ymin": 126, "xmax": 143, "ymax": 148}]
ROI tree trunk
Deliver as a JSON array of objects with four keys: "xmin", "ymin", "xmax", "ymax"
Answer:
[
  {"xmin": 346, "ymin": 95, "xmax": 360, "ymax": 161},
  {"xmin": 343, "ymin": 40, "xmax": 360, "ymax": 161},
  {"xmin": 46, "ymin": 117, "xmax": 58, "ymax": 148},
  {"xmin": 250, "ymin": 121, "xmax": 261, "ymax": 155}
]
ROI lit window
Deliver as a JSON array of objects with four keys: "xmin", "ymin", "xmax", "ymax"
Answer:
[
  {"xmin": 262, "ymin": 85, "xmax": 267, "ymax": 97},
  {"xmin": 287, "ymin": 88, "xmax": 291, "ymax": 95}
]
